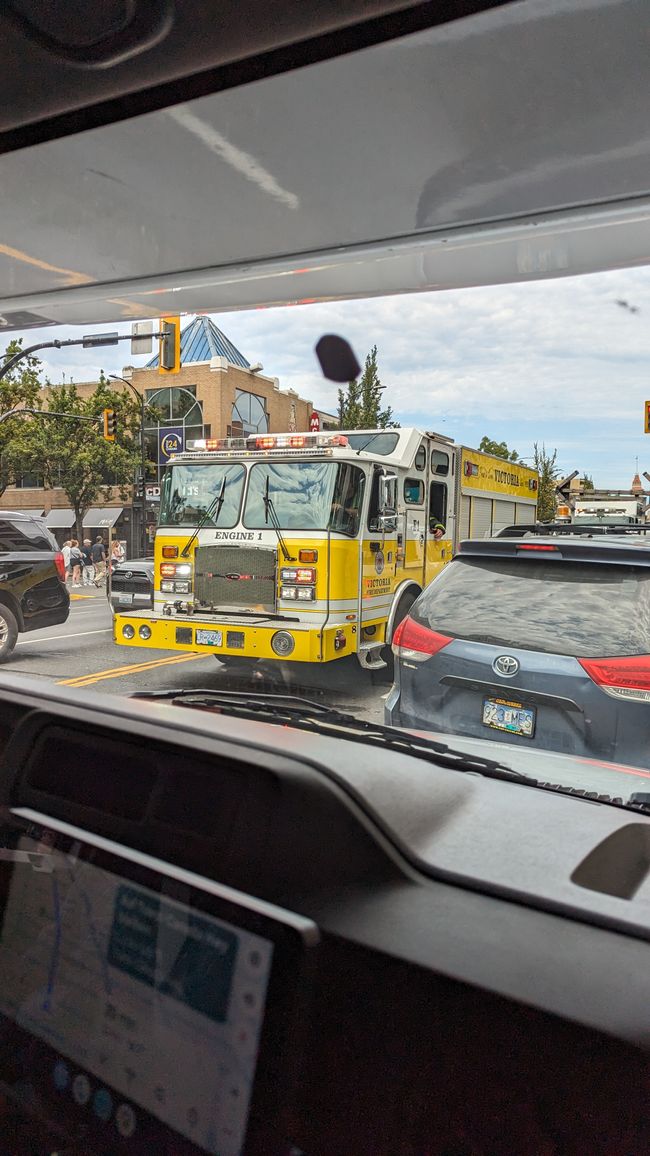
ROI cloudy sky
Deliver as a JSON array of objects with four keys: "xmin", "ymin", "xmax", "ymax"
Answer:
[{"xmin": 7, "ymin": 264, "xmax": 650, "ymax": 487}]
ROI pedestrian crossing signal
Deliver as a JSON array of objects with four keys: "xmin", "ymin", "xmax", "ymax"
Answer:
[
  {"xmin": 102, "ymin": 408, "xmax": 117, "ymax": 441},
  {"xmin": 645, "ymin": 401, "xmax": 650, "ymax": 434}
]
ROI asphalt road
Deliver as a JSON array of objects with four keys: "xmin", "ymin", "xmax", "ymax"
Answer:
[{"xmin": 7, "ymin": 587, "xmax": 386, "ymax": 722}]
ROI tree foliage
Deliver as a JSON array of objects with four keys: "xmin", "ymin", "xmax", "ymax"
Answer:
[
  {"xmin": 478, "ymin": 436, "xmax": 520, "ymax": 462},
  {"xmin": 580, "ymin": 474, "xmax": 595, "ymax": 491},
  {"xmin": 6, "ymin": 381, "xmax": 143, "ymax": 541},
  {"xmin": 337, "ymin": 346, "xmax": 398, "ymax": 429},
  {"xmin": 0, "ymin": 339, "xmax": 46, "ymax": 495},
  {"xmin": 533, "ymin": 442, "xmax": 560, "ymax": 522}
]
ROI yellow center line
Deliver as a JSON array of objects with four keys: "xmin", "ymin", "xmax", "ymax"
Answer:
[{"xmin": 58, "ymin": 652, "xmax": 210, "ymax": 687}]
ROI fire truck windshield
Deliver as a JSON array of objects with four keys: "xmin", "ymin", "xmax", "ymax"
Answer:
[
  {"xmin": 244, "ymin": 461, "xmax": 365, "ymax": 535},
  {"xmin": 159, "ymin": 463, "xmax": 246, "ymax": 527}
]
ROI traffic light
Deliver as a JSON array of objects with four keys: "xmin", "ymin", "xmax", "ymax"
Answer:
[
  {"xmin": 645, "ymin": 401, "xmax": 650, "ymax": 434},
  {"xmin": 159, "ymin": 315, "xmax": 180, "ymax": 374},
  {"xmin": 102, "ymin": 408, "xmax": 117, "ymax": 441}
]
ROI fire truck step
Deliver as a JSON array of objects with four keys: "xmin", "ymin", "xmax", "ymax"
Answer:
[{"xmin": 358, "ymin": 641, "xmax": 388, "ymax": 670}]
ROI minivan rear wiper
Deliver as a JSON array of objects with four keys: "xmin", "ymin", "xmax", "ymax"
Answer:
[{"xmin": 131, "ymin": 688, "xmax": 536, "ymax": 783}]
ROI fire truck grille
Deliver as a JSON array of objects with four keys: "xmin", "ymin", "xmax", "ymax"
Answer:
[{"xmin": 194, "ymin": 546, "xmax": 277, "ymax": 611}]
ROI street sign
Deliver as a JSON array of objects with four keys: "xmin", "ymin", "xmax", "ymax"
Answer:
[
  {"xmin": 158, "ymin": 427, "xmax": 184, "ymax": 465},
  {"xmin": 645, "ymin": 401, "xmax": 650, "ymax": 433},
  {"xmin": 131, "ymin": 321, "xmax": 153, "ymax": 355},
  {"xmin": 309, "ymin": 412, "xmax": 320, "ymax": 432}
]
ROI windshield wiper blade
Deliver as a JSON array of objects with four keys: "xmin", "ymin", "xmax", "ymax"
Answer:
[
  {"xmin": 181, "ymin": 477, "xmax": 227, "ymax": 557},
  {"xmin": 263, "ymin": 475, "xmax": 294, "ymax": 562},
  {"xmin": 131, "ymin": 688, "xmax": 535, "ymax": 782}
]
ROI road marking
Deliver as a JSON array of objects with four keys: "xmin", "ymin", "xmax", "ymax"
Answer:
[
  {"xmin": 16, "ymin": 629, "xmax": 112, "ymax": 647},
  {"xmin": 70, "ymin": 593, "xmax": 95, "ymax": 600},
  {"xmin": 59, "ymin": 652, "xmax": 209, "ymax": 687}
]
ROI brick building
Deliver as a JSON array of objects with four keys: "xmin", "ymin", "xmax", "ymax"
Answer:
[{"xmin": 3, "ymin": 316, "xmax": 326, "ymax": 556}]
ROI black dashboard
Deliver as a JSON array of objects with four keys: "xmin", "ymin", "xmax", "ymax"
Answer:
[{"xmin": 0, "ymin": 675, "xmax": 649, "ymax": 1154}]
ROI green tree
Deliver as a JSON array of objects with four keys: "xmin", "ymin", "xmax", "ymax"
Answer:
[
  {"xmin": 7, "ymin": 381, "xmax": 143, "ymax": 542},
  {"xmin": 337, "ymin": 346, "xmax": 399, "ymax": 429},
  {"xmin": 0, "ymin": 339, "xmax": 46, "ymax": 495},
  {"xmin": 478, "ymin": 436, "xmax": 520, "ymax": 462},
  {"xmin": 580, "ymin": 474, "xmax": 595, "ymax": 491},
  {"xmin": 533, "ymin": 442, "xmax": 560, "ymax": 522}
]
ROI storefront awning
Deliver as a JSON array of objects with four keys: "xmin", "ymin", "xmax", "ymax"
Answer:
[
  {"xmin": 44, "ymin": 509, "xmax": 74, "ymax": 529},
  {"xmin": 82, "ymin": 507, "xmax": 123, "ymax": 529}
]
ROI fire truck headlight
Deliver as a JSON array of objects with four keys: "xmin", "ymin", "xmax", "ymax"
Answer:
[
  {"xmin": 139, "ymin": 625, "xmax": 152, "ymax": 640},
  {"xmin": 280, "ymin": 586, "xmax": 298, "ymax": 600},
  {"xmin": 271, "ymin": 631, "xmax": 295, "ymax": 657},
  {"xmin": 296, "ymin": 586, "xmax": 315, "ymax": 601},
  {"xmin": 122, "ymin": 624, "xmax": 135, "ymax": 639}
]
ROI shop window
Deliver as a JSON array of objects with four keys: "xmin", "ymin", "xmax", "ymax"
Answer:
[{"xmin": 231, "ymin": 390, "xmax": 268, "ymax": 436}]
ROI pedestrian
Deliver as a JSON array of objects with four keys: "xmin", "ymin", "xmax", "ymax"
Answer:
[
  {"xmin": 91, "ymin": 535, "xmax": 107, "ymax": 586},
  {"xmin": 81, "ymin": 538, "xmax": 94, "ymax": 586},
  {"xmin": 61, "ymin": 539, "xmax": 72, "ymax": 584},
  {"xmin": 69, "ymin": 539, "xmax": 84, "ymax": 587}
]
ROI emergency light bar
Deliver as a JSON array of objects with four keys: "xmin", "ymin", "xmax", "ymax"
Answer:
[{"xmin": 185, "ymin": 432, "xmax": 349, "ymax": 452}]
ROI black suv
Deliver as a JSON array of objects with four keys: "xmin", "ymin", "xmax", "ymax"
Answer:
[{"xmin": 0, "ymin": 512, "xmax": 69, "ymax": 661}]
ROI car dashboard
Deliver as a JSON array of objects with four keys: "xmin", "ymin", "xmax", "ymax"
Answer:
[{"xmin": 0, "ymin": 676, "xmax": 648, "ymax": 1154}]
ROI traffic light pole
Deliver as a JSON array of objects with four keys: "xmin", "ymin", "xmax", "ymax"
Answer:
[
  {"xmin": 0, "ymin": 330, "xmax": 168, "ymax": 383},
  {"xmin": 109, "ymin": 375, "xmax": 150, "ymax": 558}
]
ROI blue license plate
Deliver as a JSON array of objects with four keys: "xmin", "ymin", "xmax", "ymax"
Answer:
[{"xmin": 482, "ymin": 697, "xmax": 535, "ymax": 738}]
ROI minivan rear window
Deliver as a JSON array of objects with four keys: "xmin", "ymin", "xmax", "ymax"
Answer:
[{"xmin": 413, "ymin": 558, "xmax": 650, "ymax": 658}]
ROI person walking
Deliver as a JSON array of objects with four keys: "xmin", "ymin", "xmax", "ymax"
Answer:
[
  {"xmin": 91, "ymin": 536, "xmax": 107, "ymax": 586},
  {"xmin": 69, "ymin": 540, "xmax": 84, "ymax": 587},
  {"xmin": 61, "ymin": 539, "xmax": 72, "ymax": 585},
  {"xmin": 81, "ymin": 539, "xmax": 94, "ymax": 586}
]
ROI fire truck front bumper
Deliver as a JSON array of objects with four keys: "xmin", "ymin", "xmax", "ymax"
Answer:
[{"xmin": 113, "ymin": 610, "xmax": 358, "ymax": 662}]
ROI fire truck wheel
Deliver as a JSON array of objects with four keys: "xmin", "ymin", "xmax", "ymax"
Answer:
[{"xmin": 372, "ymin": 590, "xmax": 418, "ymax": 685}]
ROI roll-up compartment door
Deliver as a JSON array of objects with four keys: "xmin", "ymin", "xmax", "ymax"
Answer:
[
  {"xmin": 469, "ymin": 496, "xmax": 492, "ymax": 539},
  {"xmin": 492, "ymin": 500, "xmax": 516, "ymax": 533},
  {"xmin": 515, "ymin": 502, "xmax": 536, "ymax": 525}
]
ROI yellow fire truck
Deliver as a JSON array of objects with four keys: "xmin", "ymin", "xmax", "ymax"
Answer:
[{"xmin": 114, "ymin": 429, "xmax": 538, "ymax": 672}]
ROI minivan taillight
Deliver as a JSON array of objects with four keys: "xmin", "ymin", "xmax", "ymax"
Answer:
[
  {"xmin": 578, "ymin": 655, "xmax": 650, "ymax": 702},
  {"xmin": 54, "ymin": 552, "xmax": 66, "ymax": 582},
  {"xmin": 392, "ymin": 616, "xmax": 452, "ymax": 663}
]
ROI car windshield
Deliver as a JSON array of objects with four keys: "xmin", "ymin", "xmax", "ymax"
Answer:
[
  {"xmin": 1, "ymin": 0, "xmax": 650, "ymax": 812},
  {"xmin": 243, "ymin": 462, "xmax": 365, "ymax": 535},
  {"xmin": 159, "ymin": 464, "xmax": 246, "ymax": 527}
]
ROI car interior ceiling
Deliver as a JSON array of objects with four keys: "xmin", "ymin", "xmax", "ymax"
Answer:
[{"xmin": 1, "ymin": 2, "xmax": 650, "ymax": 1154}]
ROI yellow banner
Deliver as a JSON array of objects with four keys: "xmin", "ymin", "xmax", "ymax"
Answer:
[{"xmin": 461, "ymin": 448, "xmax": 538, "ymax": 500}]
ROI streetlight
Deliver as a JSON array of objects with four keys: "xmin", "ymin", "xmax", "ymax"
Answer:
[{"xmin": 109, "ymin": 374, "xmax": 152, "ymax": 559}]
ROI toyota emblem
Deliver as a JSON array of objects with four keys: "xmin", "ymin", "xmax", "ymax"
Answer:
[
  {"xmin": 493, "ymin": 654, "xmax": 519, "ymax": 677},
  {"xmin": 124, "ymin": 571, "xmax": 133, "ymax": 580}
]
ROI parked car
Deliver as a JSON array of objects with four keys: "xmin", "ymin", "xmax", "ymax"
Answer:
[
  {"xmin": 0, "ymin": 511, "xmax": 69, "ymax": 661},
  {"xmin": 386, "ymin": 535, "xmax": 650, "ymax": 767},
  {"xmin": 108, "ymin": 557, "xmax": 154, "ymax": 613}
]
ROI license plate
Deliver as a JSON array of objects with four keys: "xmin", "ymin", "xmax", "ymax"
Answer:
[
  {"xmin": 117, "ymin": 593, "xmax": 133, "ymax": 605},
  {"xmin": 482, "ymin": 697, "xmax": 535, "ymax": 738},
  {"xmin": 196, "ymin": 629, "xmax": 223, "ymax": 647}
]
